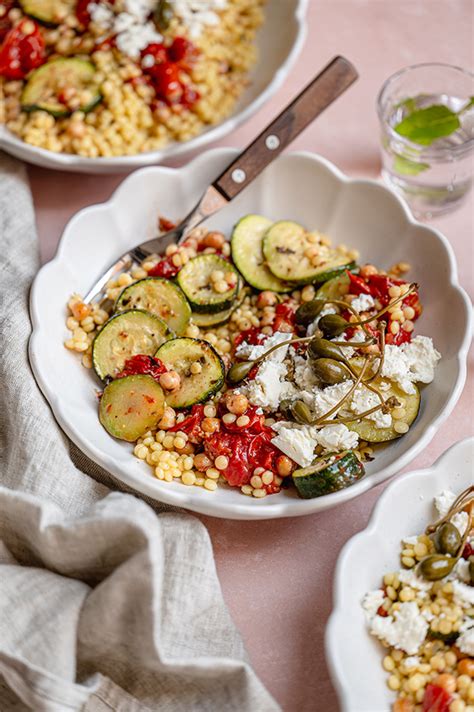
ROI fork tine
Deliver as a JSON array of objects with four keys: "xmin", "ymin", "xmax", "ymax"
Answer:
[{"xmin": 84, "ymin": 253, "xmax": 133, "ymax": 304}]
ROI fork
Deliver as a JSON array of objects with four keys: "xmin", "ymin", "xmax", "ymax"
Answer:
[{"xmin": 84, "ymin": 55, "xmax": 358, "ymax": 304}]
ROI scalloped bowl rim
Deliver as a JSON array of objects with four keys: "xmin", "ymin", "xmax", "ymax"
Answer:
[
  {"xmin": 325, "ymin": 436, "xmax": 474, "ymax": 711},
  {"xmin": 29, "ymin": 148, "xmax": 472, "ymax": 519},
  {"xmin": 0, "ymin": 0, "xmax": 308, "ymax": 172}
]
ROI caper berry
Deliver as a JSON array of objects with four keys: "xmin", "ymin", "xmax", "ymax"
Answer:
[
  {"xmin": 318, "ymin": 314, "xmax": 349, "ymax": 338},
  {"xmin": 295, "ymin": 299, "xmax": 326, "ymax": 327},
  {"xmin": 307, "ymin": 337, "xmax": 346, "ymax": 363},
  {"xmin": 227, "ymin": 360, "xmax": 254, "ymax": 384},
  {"xmin": 418, "ymin": 554, "xmax": 456, "ymax": 581},
  {"xmin": 434, "ymin": 522, "xmax": 461, "ymax": 557},
  {"xmin": 279, "ymin": 399, "xmax": 295, "ymax": 420},
  {"xmin": 291, "ymin": 400, "xmax": 314, "ymax": 425},
  {"xmin": 311, "ymin": 358, "xmax": 350, "ymax": 386}
]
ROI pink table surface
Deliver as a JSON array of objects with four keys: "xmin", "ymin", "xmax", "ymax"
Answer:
[{"xmin": 28, "ymin": 2, "xmax": 473, "ymax": 710}]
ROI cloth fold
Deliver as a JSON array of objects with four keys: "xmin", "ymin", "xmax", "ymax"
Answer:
[{"xmin": 0, "ymin": 153, "xmax": 278, "ymax": 712}]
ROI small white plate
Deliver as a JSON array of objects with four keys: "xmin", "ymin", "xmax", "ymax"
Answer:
[
  {"xmin": 326, "ymin": 437, "xmax": 474, "ymax": 712},
  {"xmin": 29, "ymin": 148, "xmax": 472, "ymax": 519},
  {"xmin": 0, "ymin": 0, "xmax": 307, "ymax": 173}
]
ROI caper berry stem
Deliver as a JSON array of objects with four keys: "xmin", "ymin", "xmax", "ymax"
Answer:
[
  {"xmin": 250, "ymin": 335, "xmax": 314, "ymax": 363},
  {"xmin": 314, "ymin": 357, "xmax": 371, "ymax": 424},
  {"xmin": 366, "ymin": 322, "xmax": 386, "ymax": 384},
  {"xmin": 330, "ymin": 337, "xmax": 377, "ymax": 348},
  {"xmin": 315, "ymin": 395, "xmax": 400, "ymax": 427},
  {"xmin": 357, "ymin": 283, "xmax": 418, "ymax": 326},
  {"xmin": 425, "ymin": 486, "xmax": 474, "ymax": 535}
]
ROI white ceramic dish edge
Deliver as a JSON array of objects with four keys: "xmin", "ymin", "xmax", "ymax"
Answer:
[
  {"xmin": 28, "ymin": 148, "xmax": 472, "ymax": 519},
  {"xmin": 0, "ymin": 0, "xmax": 308, "ymax": 173},
  {"xmin": 325, "ymin": 437, "xmax": 474, "ymax": 712}
]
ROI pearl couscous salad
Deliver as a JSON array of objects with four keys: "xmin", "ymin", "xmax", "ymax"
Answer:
[
  {"xmin": 363, "ymin": 487, "xmax": 474, "ymax": 712},
  {"xmin": 64, "ymin": 214, "xmax": 441, "ymax": 498},
  {"xmin": 0, "ymin": 0, "xmax": 264, "ymax": 157}
]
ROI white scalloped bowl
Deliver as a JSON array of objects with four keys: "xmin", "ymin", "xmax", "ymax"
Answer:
[
  {"xmin": 29, "ymin": 148, "xmax": 472, "ymax": 519},
  {"xmin": 0, "ymin": 0, "xmax": 307, "ymax": 173},
  {"xmin": 326, "ymin": 437, "xmax": 474, "ymax": 712}
]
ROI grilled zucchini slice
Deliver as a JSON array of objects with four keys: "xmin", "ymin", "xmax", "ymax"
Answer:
[
  {"xmin": 92, "ymin": 310, "xmax": 172, "ymax": 381},
  {"xmin": 263, "ymin": 220, "xmax": 354, "ymax": 284},
  {"xmin": 99, "ymin": 375, "xmax": 165, "ymax": 442},
  {"xmin": 155, "ymin": 337, "xmax": 224, "ymax": 408},
  {"xmin": 191, "ymin": 308, "xmax": 234, "ymax": 328},
  {"xmin": 21, "ymin": 58, "xmax": 102, "ymax": 117},
  {"xmin": 293, "ymin": 450, "xmax": 365, "ymax": 499},
  {"xmin": 115, "ymin": 278, "xmax": 191, "ymax": 335},
  {"xmin": 231, "ymin": 215, "xmax": 292, "ymax": 293},
  {"xmin": 19, "ymin": 0, "xmax": 74, "ymax": 25},
  {"xmin": 346, "ymin": 381, "xmax": 421, "ymax": 442},
  {"xmin": 177, "ymin": 255, "xmax": 239, "ymax": 313}
]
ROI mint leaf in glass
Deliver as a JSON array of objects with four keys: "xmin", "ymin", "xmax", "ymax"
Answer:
[
  {"xmin": 393, "ymin": 154, "xmax": 429, "ymax": 176},
  {"xmin": 395, "ymin": 105, "xmax": 460, "ymax": 145}
]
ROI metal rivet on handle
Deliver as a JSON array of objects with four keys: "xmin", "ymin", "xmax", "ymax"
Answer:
[
  {"xmin": 231, "ymin": 168, "xmax": 246, "ymax": 184},
  {"xmin": 265, "ymin": 134, "xmax": 280, "ymax": 150}
]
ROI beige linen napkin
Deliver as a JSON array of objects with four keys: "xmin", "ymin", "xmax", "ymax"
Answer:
[{"xmin": 0, "ymin": 153, "xmax": 279, "ymax": 712}]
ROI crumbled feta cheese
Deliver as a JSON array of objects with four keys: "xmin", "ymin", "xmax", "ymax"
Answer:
[
  {"xmin": 236, "ymin": 331, "xmax": 290, "ymax": 363},
  {"xmin": 333, "ymin": 329, "xmax": 366, "ymax": 359},
  {"xmin": 172, "ymin": 0, "xmax": 227, "ymax": 39},
  {"xmin": 292, "ymin": 351, "xmax": 319, "ymax": 390},
  {"xmin": 434, "ymin": 490, "xmax": 457, "ymax": 518},
  {"xmin": 307, "ymin": 304, "xmax": 337, "ymax": 336},
  {"xmin": 452, "ymin": 580, "xmax": 474, "ymax": 608},
  {"xmin": 304, "ymin": 381, "xmax": 353, "ymax": 419},
  {"xmin": 369, "ymin": 601, "xmax": 428, "ymax": 655},
  {"xmin": 451, "ymin": 558, "xmax": 471, "ymax": 584},
  {"xmin": 88, "ymin": 2, "xmax": 114, "ymax": 28},
  {"xmin": 270, "ymin": 422, "xmax": 319, "ymax": 467},
  {"xmin": 316, "ymin": 424, "xmax": 359, "ymax": 452},
  {"xmin": 457, "ymin": 618, "xmax": 474, "ymax": 656},
  {"xmin": 115, "ymin": 18, "xmax": 163, "ymax": 58},
  {"xmin": 350, "ymin": 384, "xmax": 392, "ymax": 429},
  {"xmin": 382, "ymin": 336, "xmax": 441, "ymax": 394},
  {"xmin": 398, "ymin": 569, "xmax": 432, "ymax": 592},
  {"xmin": 434, "ymin": 489, "xmax": 468, "ymax": 535},
  {"xmin": 362, "ymin": 589, "xmax": 385, "ymax": 621},
  {"xmin": 351, "ymin": 293, "xmax": 375, "ymax": 313},
  {"xmin": 241, "ymin": 360, "xmax": 290, "ymax": 411}
]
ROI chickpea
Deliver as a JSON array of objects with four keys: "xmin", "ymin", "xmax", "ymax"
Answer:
[
  {"xmin": 393, "ymin": 699, "xmax": 415, "ymax": 712},
  {"xmin": 202, "ymin": 231, "xmax": 225, "ymax": 250},
  {"xmin": 458, "ymin": 658, "xmax": 474, "ymax": 677},
  {"xmin": 360, "ymin": 264, "xmax": 378, "ymax": 278},
  {"xmin": 256, "ymin": 291, "xmax": 278, "ymax": 308},
  {"xmin": 201, "ymin": 417, "xmax": 221, "ymax": 434},
  {"xmin": 194, "ymin": 453, "xmax": 213, "ymax": 471},
  {"xmin": 157, "ymin": 406, "xmax": 176, "ymax": 430},
  {"xmin": 276, "ymin": 455, "xmax": 294, "ymax": 477},
  {"xmin": 433, "ymin": 674, "xmax": 457, "ymax": 695},
  {"xmin": 224, "ymin": 392, "xmax": 249, "ymax": 415},
  {"xmin": 159, "ymin": 371, "xmax": 181, "ymax": 391},
  {"xmin": 71, "ymin": 301, "xmax": 91, "ymax": 321}
]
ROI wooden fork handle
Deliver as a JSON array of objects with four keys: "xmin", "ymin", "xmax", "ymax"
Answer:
[{"xmin": 212, "ymin": 56, "xmax": 358, "ymax": 201}]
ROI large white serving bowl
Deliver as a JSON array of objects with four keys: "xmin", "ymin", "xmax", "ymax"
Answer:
[
  {"xmin": 29, "ymin": 148, "xmax": 472, "ymax": 519},
  {"xmin": 0, "ymin": 0, "xmax": 307, "ymax": 173},
  {"xmin": 326, "ymin": 437, "xmax": 474, "ymax": 712}
]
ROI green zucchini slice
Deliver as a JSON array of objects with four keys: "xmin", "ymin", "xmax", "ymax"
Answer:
[
  {"xmin": 191, "ymin": 308, "xmax": 234, "ymax": 328},
  {"xmin": 263, "ymin": 220, "xmax": 354, "ymax": 284},
  {"xmin": 346, "ymin": 380, "xmax": 421, "ymax": 443},
  {"xmin": 293, "ymin": 450, "xmax": 365, "ymax": 499},
  {"xmin": 99, "ymin": 375, "xmax": 165, "ymax": 442},
  {"xmin": 315, "ymin": 272, "xmax": 351, "ymax": 301},
  {"xmin": 231, "ymin": 215, "xmax": 292, "ymax": 293},
  {"xmin": 21, "ymin": 58, "xmax": 102, "ymax": 118},
  {"xmin": 19, "ymin": 0, "xmax": 74, "ymax": 25},
  {"xmin": 177, "ymin": 255, "xmax": 239, "ymax": 313},
  {"xmin": 155, "ymin": 337, "xmax": 224, "ymax": 408},
  {"xmin": 92, "ymin": 310, "xmax": 172, "ymax": 381},
  {"xmin": 115, "ymin": 278, "xmax": 191, "ymax": 335}
]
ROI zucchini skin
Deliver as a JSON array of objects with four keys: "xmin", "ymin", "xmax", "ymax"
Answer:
[
  {"xmin": 92, "ymin": 309, "xmax": 172, "ymax": 381},
  {"xmin": 155, "ymin": 337, "xmax": 225, "ymax": 408},
  {"xmin": 293, "ymin": 451, "xmax": 365, "ymax": 498},
  {"xmin": 177, "ymin": 255, "xmax": 239, "ymax": 313},
  {"xmin": 231, "ymin": 215, "xmax": 292, "ymax": 293},
  {"xmin": 115, "ymin": 277, "xmax": 191, "ymax": 335},
  {"xmin": 99, "ymin": 374, "xmax": 165, "ymax": 442},
  {"xmin": 346, "ymin": 381, "xmax": 421, "ymax": 443}
]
